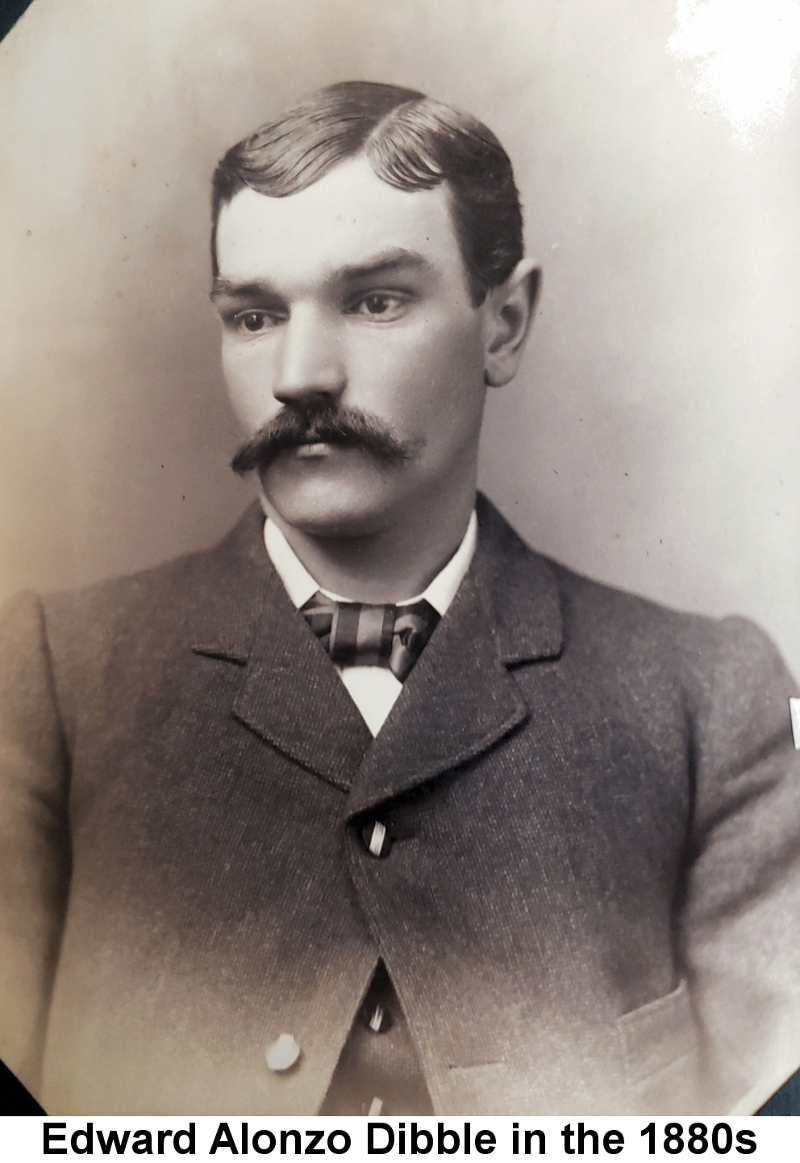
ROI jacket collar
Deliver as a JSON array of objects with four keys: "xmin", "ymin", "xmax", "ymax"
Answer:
[
  {"xmin": 187, "ymin": 495, "xmax": 563, "ymax": 799},
  {"xmin": 472, "ymin": 492, "xmax": 563, "ymax": 666}
]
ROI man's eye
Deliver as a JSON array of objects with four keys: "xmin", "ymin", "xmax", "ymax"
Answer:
[
  {"xmin": 233, "ymin": 311, "xmax": 277, "ymax": 333},
  {"xmin": 351, "ymin": 293, "xmax": 406, "ymax": 320}
]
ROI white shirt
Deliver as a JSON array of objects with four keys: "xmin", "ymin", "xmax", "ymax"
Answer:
[{"xmin": 264, "ymin": 511, "xmax": 478, "ymax": 736}]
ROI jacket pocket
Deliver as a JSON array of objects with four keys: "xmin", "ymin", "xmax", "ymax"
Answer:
[{"xmin": 618, "ymin": 979, "xmax": 698, "ymax": 1085}]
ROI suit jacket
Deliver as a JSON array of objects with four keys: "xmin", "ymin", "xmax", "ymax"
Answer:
[{"xmin": 1, "ymin": 495, "xmax": 799, "ymax": 1116}]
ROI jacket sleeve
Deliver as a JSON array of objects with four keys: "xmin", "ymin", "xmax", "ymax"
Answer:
[
  {"xmin": 0, "ymin": 591, "xmax": 70, "ymax": 1099},
  {"xmin": 681, "ymin": 614, "xmax": 800, "ymax": 1113}
]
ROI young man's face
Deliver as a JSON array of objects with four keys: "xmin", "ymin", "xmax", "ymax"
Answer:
[{"xmin": 213, "ymin": 156, "xmax": 494, "ymax": 538}]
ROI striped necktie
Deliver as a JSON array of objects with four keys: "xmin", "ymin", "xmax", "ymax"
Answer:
[{"xmin": 300, "ymin": 592, "xmax": 440, "ymax": 683}]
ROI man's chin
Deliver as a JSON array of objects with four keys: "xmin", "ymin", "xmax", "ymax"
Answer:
[{"xmin": 259, "ymin": 465, "xmax": 403, "ymax": 539}]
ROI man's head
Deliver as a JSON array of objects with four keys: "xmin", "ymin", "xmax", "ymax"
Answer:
[{"xmin": 211, "ymin": 81, "xmax": 538, "ymax": 540}]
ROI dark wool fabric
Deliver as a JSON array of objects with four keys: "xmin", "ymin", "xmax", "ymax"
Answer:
[
  {"xmin": 1, "ymin": 495, "xmax": 799, "ymax": 1115},
  {"xmin": 320, "ymin": 960, "xmax": 434, "ymax": 1115}
]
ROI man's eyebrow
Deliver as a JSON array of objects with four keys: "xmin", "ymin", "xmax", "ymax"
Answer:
[
  {"xmin": 210, "ymin": 250, "xmax": 435, "ymax": 302},
  {"xmin": 333, "ymin": 248, "xmax": 435, "ymax": 282},
  {"xmin": 210, "ymin": 278, "xmax": 279, "ymax": 302}
]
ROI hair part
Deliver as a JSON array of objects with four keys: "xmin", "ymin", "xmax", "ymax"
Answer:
[{"xmin": 211, "ymin": 81, "xmax": 524, "ymax": 305}]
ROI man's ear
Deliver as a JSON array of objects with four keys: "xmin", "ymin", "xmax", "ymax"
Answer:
[{"xmin": 483, "ymin": 258, "xmax": 541, "ymax": 388}]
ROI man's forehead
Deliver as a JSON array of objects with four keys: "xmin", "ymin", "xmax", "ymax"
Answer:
[{"xmin": 214, "ymin": 156, "xmax": 463, "ymax": 287}]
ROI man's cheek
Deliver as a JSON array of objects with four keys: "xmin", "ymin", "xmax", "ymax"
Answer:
[{"xmin": 224, "ymin": 357, "xmax": 279, "ymax": 427}]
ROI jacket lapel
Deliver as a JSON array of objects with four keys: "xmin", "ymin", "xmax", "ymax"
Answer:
[
  {"xmin": 346, "ymin": 495, "xmax": 564, "ymax": 816},
  {"xmin": 189, "ymin": 503, "xmax": 372, "ymax": 791},
  {"xmin": 232, "ymin": 592, "xmax": 373, "ymax": 790}
]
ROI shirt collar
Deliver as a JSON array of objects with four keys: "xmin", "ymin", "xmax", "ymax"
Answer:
[{"xmin": 264, "ymin": 508, "xmax": 478, "ymax": 617}]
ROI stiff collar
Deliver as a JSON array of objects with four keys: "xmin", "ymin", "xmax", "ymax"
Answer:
[{"xmin": 263, "ymin": 510, "xmax": 478, "ymax": 617}]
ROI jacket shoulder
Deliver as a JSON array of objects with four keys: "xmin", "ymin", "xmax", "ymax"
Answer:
[
  {"xmin": 0, "ymin": 505, "xmax": 269, "ymax": 709},
  {"xmin": 545, "ymin": 553, "xmax": 785, "ymax": 677},
  {"xmin": 547, "ymin": 554, "xmax": 716, "ymax": 639},
  {"xmin": 39, "ymin": 502, "xmax": 266, "ymax": 645},
  {"xmin": 478, "ymin": 494, "xmax": 791, "ymax": 699},
  {"xmin": 541, "ymin": 562, "xmax": 797, "ymax": 793},
  {"xmin": 474, "ymin": 490, "xmax": 781, "ymax": 679}
]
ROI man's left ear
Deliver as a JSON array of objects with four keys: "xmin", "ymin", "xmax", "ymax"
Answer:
[{"xmin": 482, "ymin": 258, "xmax": 541, "ymax": 388}]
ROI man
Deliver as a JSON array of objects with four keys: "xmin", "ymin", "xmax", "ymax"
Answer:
[{"xmin": 1, "ymin": 80, "xmax": 799, "ymax": 1117}]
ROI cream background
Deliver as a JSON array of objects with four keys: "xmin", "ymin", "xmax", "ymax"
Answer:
[{"xmin": 1, "ymin": 0, "xmax": 798, "ymax": 679}]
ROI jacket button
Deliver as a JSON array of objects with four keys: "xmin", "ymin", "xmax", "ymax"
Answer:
[
  {"xmin": 362, "ymin": 820, "xmax": 391, "ymax": 858},
  {"xmin": 265, "ymin": 1033, "xmax": 301, "ymax": 1072}
]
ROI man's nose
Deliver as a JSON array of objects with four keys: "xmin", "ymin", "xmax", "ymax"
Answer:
[{"xmin": 272, "ymin": 306, "xmax": 346, "ymax": 407}]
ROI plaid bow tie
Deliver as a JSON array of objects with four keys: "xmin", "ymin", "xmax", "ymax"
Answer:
[{"xmin": 300, "ymin": 592, "xmax": 440, "ymax": 683}]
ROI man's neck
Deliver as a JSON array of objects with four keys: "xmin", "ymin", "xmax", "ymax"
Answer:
[{"xmin": 262, "ymin": 487, "xmax": 477, "ymax": 605}]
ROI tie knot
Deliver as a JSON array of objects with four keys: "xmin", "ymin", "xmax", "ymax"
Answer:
[{"xmin": 300, "ymin": 593, "xmax": 440, "ymax": 683}]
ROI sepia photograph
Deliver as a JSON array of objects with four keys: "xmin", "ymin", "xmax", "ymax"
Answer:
[{"xmin": 1, "ymin": 0, "xmax": 799, "ymax": 1118}]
